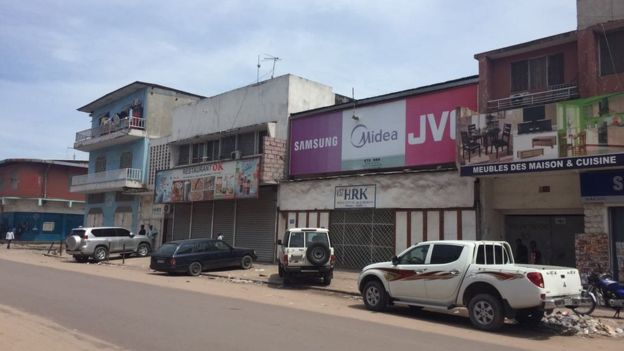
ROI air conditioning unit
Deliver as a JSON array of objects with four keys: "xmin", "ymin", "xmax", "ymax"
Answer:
[
  {"xmin": 231, "ymin": 150, "xmax": 241, "ymax": 160},
  {"xmin": 163, "ymin": 204, "xmax": 171, "ymax": 214}
]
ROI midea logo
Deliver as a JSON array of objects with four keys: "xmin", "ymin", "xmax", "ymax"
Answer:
[{"xmin": 350, "ymin": 124, "xmax": 399, "ymax": 148}]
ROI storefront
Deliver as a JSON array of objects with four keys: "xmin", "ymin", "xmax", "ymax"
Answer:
[
  {"xmin": 281, "ymin": 77, "xmax": 479, "ymax": 269},
  {"xmin": 155, "ymin": 158, "xmax": 277, "ymax": 262}
]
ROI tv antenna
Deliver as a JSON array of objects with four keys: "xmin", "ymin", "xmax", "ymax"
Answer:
[
  {"xmin": 257, "ymin": 54, "xmax": 281, "ymax": 82},
  {"xmin": 66, "ymin": 146, "xmax": 76, "ymax": 160}
]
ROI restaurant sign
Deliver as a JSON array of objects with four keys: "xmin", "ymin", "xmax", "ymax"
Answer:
[{"xmin": 154, "ymin": 158, "xmax": 260, "ymax": 203}]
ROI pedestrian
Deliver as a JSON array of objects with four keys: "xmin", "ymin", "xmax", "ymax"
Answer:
[
  {"xmin": 6, "ymin": 228, "xmax": 15, "ymax": 249},
  {"xmin": 529, "ymin": 240, "xmax": 542, "ymax": 264},
  {"xmin": 147, "ymin": 225, "xmax": 158, "ymax": 247},
  {"xmin": 138, "ymin": 224, "xmax": 146, "ymax": 236},
  {"xmin": 216, "ymin": 233, "xmax": 224, "ymax": 241},
  {"xmin": 515, "ymin": 238, "xmax": 528, "ymax": 264}
]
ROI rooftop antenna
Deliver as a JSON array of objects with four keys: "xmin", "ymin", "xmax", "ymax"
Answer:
[
  {"xmin": 66, "ymin": 146, "xmax": 76, "ymax": 160},
  {"xmin": 263, "ymin": 54, "xmax": 281, "ymax": 79},
  {"xmin": 256, "ymin": 55, "xmax": 261, "ymax": 83},
  {"xmin": 351, "ymin": 87, "xmax": 359, "ymax": 120}
]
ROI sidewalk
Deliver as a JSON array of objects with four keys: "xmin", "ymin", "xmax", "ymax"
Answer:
[{"xmin": 96, "ymin": 254, "xmax": 361, "ymax": 296}]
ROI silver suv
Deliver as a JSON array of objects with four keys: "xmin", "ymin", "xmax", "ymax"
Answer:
[
  {"xmin": 65, "ymin": 227, "xmax": 152, "ymax": 262},
  {"xmin": 277, "ymin": 228, "xmax": 335, "ymax": 285}
]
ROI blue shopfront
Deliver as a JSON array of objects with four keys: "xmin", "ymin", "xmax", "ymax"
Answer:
[
  {"xmin": 581, "ymin": 169, "xmax": 624, "ymax": 281},
  {"xmin": 0, "ymin": 212, "xmax": 84, "ymax": 242}
]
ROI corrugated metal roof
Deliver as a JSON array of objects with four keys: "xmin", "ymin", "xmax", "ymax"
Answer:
[{"xmin": 0, "ymin": 159, "xmax": 88, "ymax": 168}]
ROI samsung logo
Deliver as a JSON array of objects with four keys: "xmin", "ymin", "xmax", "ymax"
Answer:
[
  {"xmin": 350, "ymin": 124, "xmax": 399, "ymax": 148},
  {"xmin": 294, "ymin": 136, "xmax": 339, "ymax": 151}
]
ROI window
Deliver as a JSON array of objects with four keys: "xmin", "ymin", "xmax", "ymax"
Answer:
[
  {"xmin": 511, "ymin": 54, "xmax": 565, "ymax": 92},
  {"xmin": 258, "ymin": 130, "xmax": 268, "ymax": 154},
  {"xmin": 399, "ymin": 245, "xmax": 429, "ymax": 265},
  {"xmin": 305, "ymin": 232, "xmax": 329, "ymax": 247},
  {"xmin": 205, "ymin": 140, "xmax": 217, "ymax": 162},
  {"xmin": 115, "ymin": 228, "xmax": 131, "ymax": 237},
  {"xmin": 238, "ymin": 132, "xmax": 256, "ymax": 156},
  {"xmin": 95, "ymin": 155, "xmax": 106, "ymax": 172},
  {"xmin": 191, "ymin": 143, "xmax": 205, "ymax": 164},
  {"xmin": 178, "ymin": 145, "xmax": 190, "ymax": 165},
  {"xmin": 430, "ymin": 245, "xmax": 464, "ymax": 264},
  {"xmin": 120, "ymin": 151, "xmax": 133, "ymax": 169},
  {"xmin": 176, "ymin": 244, "xmax": 193, "ymax": 255},
  {"xmin": 289, "ymin": 232, "xmax": 304, "ymax": 247},
  {"xmin": 87, "ymin": 193, "xmax": 105, "ymax": 204},
  {"xmin": 215, "ymin": 241, "xmax": 231, "ymax": 251},
  {"xmin": 220, "ymin": 135, "xmax": 236, "ymax": 159},
  {"xmin": 115, "ymin": 192, "xmax": 134, "ymax": 202},
  {"xmin": 600, "ymin": 30, "xmax": 624, "ymax": 75}
]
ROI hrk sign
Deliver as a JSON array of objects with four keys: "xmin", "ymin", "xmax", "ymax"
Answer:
[
  {"xmin": 289, "ymin": 83, "xmax": 477, "ymax": 176},
  {"xmin": 335, "ymin": 185, "xmax": 376, "ymax": 208}
]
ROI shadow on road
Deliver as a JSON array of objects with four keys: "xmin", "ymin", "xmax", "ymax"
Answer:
[{"xmin": 346, "ymin": 304, "xmax": 560, "ymax": 340}]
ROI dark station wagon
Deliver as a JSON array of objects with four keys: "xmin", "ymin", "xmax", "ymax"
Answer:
[{"xmin": 150, "ymin": 239, "xmax": 257, "ymax": 276}]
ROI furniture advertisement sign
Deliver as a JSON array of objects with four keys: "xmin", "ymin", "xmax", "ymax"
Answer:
[
  {"xmin": 154, "ymin": 158, "xmax": 260, "ymax": 203},
  {"xmin": 289, "ymin": 84, "xmax": 477, "ymax": 176},
  {"xmin": 334, "ymin": 184, "xmax": 376, "ymax": 208},
  {"xmin": 457, "ymin": 92, "xmax": 624, "ymax": 176}
]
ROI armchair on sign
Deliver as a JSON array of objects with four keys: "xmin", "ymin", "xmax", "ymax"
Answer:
[{"xmin": 461, "ymin": 131, "xmax": 481, "ymax": 162}]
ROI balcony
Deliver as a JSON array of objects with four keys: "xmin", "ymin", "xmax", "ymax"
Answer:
[
  {"xmin": 74, "ymin": 117, "xmax": 146, "ymax": 152},
  {"xmin": 487, "ymin": 84, "xmax": 579, "ymax": 112},
  {"xmin": 70, "ymin": 168, "xmax": 144, "ymax": 194}
]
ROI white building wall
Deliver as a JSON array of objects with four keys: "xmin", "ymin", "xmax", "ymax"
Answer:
[
  {"xmin": 171, "ymin": 74, "xmax": 335, "ymax": 141},
  {"xmin": 279, "ymin": 171, "xmax": 474, "ymax": 210}
]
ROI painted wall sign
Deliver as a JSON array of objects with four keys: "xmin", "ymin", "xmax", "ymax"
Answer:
[
  {"xmin": 334, "ymin": 184, "xmax": 376, "ymax": 208},
  {"xmin": 154, "ymin": 158, "xmax": 260, "ymax": 203},
  {"xmin": 581, "ymin": 170, "xmax": 624, "ymax": 202},
  {"xmin": 457, "ymin": 92, "xmax": 624, "ymax": 176},
  {"xmin": 289, "ymin": 84, "xmax": 477, "ymax": 176}
]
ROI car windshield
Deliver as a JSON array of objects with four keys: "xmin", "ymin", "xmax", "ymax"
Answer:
[
  {"xmin": 155, "ymin": 243, "xmax": 178, "ymax": 257},
  {"xmin": 305, "ymin": 232, "xmax": 329, "ymax": 246}
]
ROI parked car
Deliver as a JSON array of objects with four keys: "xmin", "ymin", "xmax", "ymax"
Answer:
[
  {"xmin": 277, "ymin": 228, "xmax": 335, "ymax": 285},
  {"xmin": 150, "ymin": 239, "xmax": 256, "ymax": 276},
  {"xmin": 65, "ymin": 227, "xmax": 152, "ymax": 262},
  {"xmin": 358, "ymin": 240, "xmax": 590, "ymax": 331}
]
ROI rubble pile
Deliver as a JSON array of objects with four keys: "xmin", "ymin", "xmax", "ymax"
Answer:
[{"xmin": 543, "ymin": 310, "xmax": 624, "ymax": 337}]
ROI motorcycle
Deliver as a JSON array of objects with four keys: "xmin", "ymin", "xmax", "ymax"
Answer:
[{"xmin": 573, "ymin": 269, "xmax": 624, "ymax": 318}]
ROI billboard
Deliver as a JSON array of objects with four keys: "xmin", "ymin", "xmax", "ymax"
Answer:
[
  {"xmin": 289, "ymin": 84, "xmax": 477, "ymax": 176},
  {"xmin": 154, "ymin": 158, "xmax": 260, "ymax": 203},
  {"xmin": 580, "ymin": 170, "xmax": 624, "ymax": 202},
  {"xmin": 457, "ymin": 92, "xmax": 624, "ymax": 176}
]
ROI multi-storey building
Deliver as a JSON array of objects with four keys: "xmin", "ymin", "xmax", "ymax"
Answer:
[
  {"xmin": 458, "ymin": 0, "xmax": 624, "ymax": 279},
  {"xmin": 0, "ymin": 159, "xmax": 86, "ymax": 241},
  {"xmin": 150, "ymin": 74, "xmax": 342, "ymax": 261},
  {"xmin": 72, "ymin": 82, "xmax": 203, "ymax": 239}
]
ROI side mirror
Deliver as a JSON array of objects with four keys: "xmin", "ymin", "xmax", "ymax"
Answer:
[
  {"xmin": 277, "ymin": 239, "xmax": 282, "ymax": 246},
  {"xmin": 130, "ymin": 232, "xmax": 135, "ymax": 237},
  {"xmin": 391, "ymin": 256, "xmax": 399, "ymax": 266}
]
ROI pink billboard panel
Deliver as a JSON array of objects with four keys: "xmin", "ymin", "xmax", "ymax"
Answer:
[
  {"xmin": 405, "ymin": 84, "xmax": 478, "ymax": 166},
  {"xmin": 289, "ymin": 111, "xmax": 342, "ymax": 176}
]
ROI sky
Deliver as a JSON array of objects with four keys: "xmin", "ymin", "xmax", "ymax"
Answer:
[{"xmin": 0, "ymin": 0, "xmax": 578, "ymax": 161}]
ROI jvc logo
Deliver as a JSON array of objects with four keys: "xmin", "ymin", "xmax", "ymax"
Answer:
[{"xmin": 408, "ymin": 110, "xmax": 456, "ymax": 145}]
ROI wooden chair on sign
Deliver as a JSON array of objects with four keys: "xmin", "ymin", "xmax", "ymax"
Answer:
[
  {"xmin": 461, "ymin": 131, "xmax": 481, "ymax": 162},
  {"xmin": 492, "ymin": 124, "xmax": 512, "ymax": 159},
  {"xmin": 571, "ymin": 131, "xmax": 587, "ymax": 156}
]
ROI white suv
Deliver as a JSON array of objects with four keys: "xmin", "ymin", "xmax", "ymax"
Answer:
[
  {"xmin": 65, "ymin": 227, "xmax": 152, "ymax": 262},
  {"xmin": 277, "ymin": 228, "xmax": 335, "ymax": 285}
]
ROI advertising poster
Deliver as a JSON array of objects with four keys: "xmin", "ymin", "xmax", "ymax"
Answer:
[
  {"xmin": 289, "ymin": 84, "xmax": 478, "ymax": 176},
  {"xmin": 457, "ymin": 92, "xmax": 624, "ymax": 176},
  {"xmin": 154, "ymin": 158, "xmax": 260, "ymax": 204}
]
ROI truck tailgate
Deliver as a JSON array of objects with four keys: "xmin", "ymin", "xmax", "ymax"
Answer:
[{"xmin": 538, "ymin": 266, "xmax": 582, "ymax": 296}]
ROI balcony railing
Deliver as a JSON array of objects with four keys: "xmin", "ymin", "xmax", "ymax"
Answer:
[
  {"xmin": 487, "ymin": 84, "xmax": 579, "ymax": 112},
  {"xmin": 75, "ymin": 117, "xmax": 146, "ymax": 143},
  {"xmin": 71, "ymin": 168, "xmax": 142, "ymax": 189}
]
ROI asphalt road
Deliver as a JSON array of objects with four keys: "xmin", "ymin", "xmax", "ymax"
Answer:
[{"xmin": 0, "ymin": 258, "xmax": 537, "ymax": 351}]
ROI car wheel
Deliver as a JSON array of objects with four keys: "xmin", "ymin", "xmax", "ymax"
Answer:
[
  {"xmin": 515, "ymin": 308, "xmax": 544, "ymax": 327},
  {"xmin": 240, "ymin": 255, "xmax": 253, "ymax": 270},
  {"xmin": 278, "ymin": 264, "xmax": 284, "ymax": 277},
  {"xmin": 468, "ymin": 294, "xmax": 505, "ymax": 331},
  {"xmin": 93, "ymin": 246, "xmax": 108, "ymax": 262},
  {"xmin": 136, "ymin": 243, "xmax": 150, "ymax": 257},
  {"xmin": 363, "ymin": 280, "xmax": 388, "ymax": 312},
  {"xmin": 306, "ymin": 242, "xmax": 330, "ymax": 266},
  {"xmin": 322, "ymin": 272, "xmax": 332, "ymax": 286},
  {"xmin": 188, "ymin": 261, "xmax": 202, "ymax": 276},
  {"xmin": 73, "ymin": 255, "xmax": 88, "ymax": 263}
]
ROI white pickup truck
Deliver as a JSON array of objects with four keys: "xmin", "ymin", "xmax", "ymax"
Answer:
[{"xmin": 358, "ymin": 240, "xmax": 590, "ymax": 331}]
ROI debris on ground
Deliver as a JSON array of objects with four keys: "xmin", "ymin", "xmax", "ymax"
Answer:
[{"xmin": 543, "ymin": 310, "xmax": 624, "ymax": 337}]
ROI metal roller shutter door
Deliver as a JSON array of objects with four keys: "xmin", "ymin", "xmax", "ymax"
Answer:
[
  {"xmin": 191, "ymin": 202, "xmax": 213, "ymax": 238},
  {"xmin": 235, "ymin": 187, "xmax": 277, "ymax": 262},
  {"xmin": 213, "ymin": 201, "xmax": 235, "ymax": 245},
  {"xmin": 172, "ymin": 203, "xmax": 191, "ymax": 241}
]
